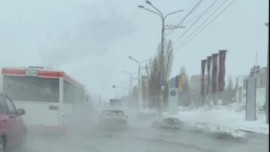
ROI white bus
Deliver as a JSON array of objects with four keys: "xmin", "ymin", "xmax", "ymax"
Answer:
[{"xmin": 0, "ymin": 66, "xmax": 89, "ymax": 129}]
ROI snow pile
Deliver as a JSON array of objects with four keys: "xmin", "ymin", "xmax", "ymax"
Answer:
[
  {"xmin": 165, "ymin": 103, "xmax": 269, "ymax": 135},
  {"xmin": 183, "ymin": 122, "xmax": 246, "ymax": 138}
]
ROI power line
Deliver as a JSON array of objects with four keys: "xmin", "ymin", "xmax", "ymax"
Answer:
[
  {"xmin": 180, "ymin": 0, "xmax": 236, "ymax": 49},
  {"xmin": 166, "ymin": 0, "xmax": 204, "ymax": 37},
  {"xmin": 173, "ymin": 0, "xmax": 220, "ymax": 44},
  {"xmin": 176, "ymin": 0, "xmax": 236, "ymax": 50},
  {"xmin": 179, "ymin": 0, "xmax": 228, "ymax": 45},
  {"xmin": 174, "ymin": 0, "xmax": 228, "ymax": 48}
]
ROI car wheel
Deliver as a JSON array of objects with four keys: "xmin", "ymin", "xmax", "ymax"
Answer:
[{"xmin": 0, "ymin": 137, "xmax": 5, "ymax": 152}]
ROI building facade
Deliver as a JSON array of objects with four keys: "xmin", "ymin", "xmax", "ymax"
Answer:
[{"xmin": 236, "ymin": 66, "xmax": 267, "ymax": 110}]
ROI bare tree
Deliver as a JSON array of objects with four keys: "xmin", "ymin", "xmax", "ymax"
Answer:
[
  {"xmin": 146, "ymin": 40, "xmax": 174, "ymax": 111},
  {"xmin": 164, "ymin": 40, "xmax": 174, "ymax": 80},
  {"xmin": 219, "ymin": 77, "xmax": 236, "ymax": 105}
]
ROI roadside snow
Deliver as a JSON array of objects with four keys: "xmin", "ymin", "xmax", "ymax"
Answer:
[{"xmin": 164, "ymin": 103, "xmax": 269, "ymax": 135}]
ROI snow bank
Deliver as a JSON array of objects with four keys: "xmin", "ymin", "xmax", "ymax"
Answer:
[{"xmin": 164, "ymin": 103, "xmax": 269, "ymax": 135}]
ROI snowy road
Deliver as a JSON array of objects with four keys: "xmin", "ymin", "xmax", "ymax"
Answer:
[{"xmin": 24, "ymin": 115, "xmax": 268, "ymax": 152}]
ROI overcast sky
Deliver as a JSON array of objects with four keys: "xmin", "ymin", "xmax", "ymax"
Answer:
[{"xmin": 0, "ymin": 0, "xmax": 268, "ymax": 101}]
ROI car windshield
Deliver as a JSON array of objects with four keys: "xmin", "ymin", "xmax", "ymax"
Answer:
[{"xmin": 0, "ymin": 0, "xmax": 268, "ymax": 152}]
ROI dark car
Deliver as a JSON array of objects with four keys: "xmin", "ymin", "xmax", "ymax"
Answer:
[
  {"xmin": 0, "ymin": 93, "xmax": 26, "ymax": 152},
  {"xmin": 152, "ymin": 117, "xmax": 183, "ymax": 130}
]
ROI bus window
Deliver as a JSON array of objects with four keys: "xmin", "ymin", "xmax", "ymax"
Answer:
[
  {"xmin": 3, "ymin": 76, "xmax": 59, "ymax": 103},
  {"xmin": 63, "ymin": 80, "xmax": 82, "ymax": 103}
]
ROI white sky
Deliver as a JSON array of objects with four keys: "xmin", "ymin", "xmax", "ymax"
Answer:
[{"xmin": 0, "ymin": 0, "xmax": 269, "ymax": 101}]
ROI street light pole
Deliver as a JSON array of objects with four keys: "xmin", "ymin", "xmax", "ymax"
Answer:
[
  {"xmin": 128, "ymin": 56, "xmax": 150, "ymax": 109},
  {"xmin": 138, "ymin": 0, "xmax": 184, "ymax": 111},
  {"xmin": 138, "ymin": 1, "xmax": 184, "ymax": 65},
  {"xmin": 128, "ymin": 56, "xmax": 140, "ymax": 94},
  {"xmin": 123, "ymin": 70, "xmax": 137, "ymax": 107},
  {"xmin": 123, "ymin": 71, "xmax": 133, "ymax": 94}
]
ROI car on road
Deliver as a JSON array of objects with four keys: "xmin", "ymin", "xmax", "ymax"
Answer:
[
  {"xmin": 0, "ymin": 93, "xmax": 26, "ymax": 152},
  {"xmin": 99, "ymin": 109, "xmax": 128, "ymax": 129},
  {"xmin": 151, "ymin": 117, "xmax": 183, "ymax": 130}
]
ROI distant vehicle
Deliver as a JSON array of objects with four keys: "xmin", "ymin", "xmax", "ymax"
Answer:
[
  {"xmin": 0, "ymin": 93, "xmax": 26, "ymax": 152},
  {"xmin": 99, "ymin": 110, "xmax": 128, "ymax": 129},
  {"xmin": 151, "ymin": 117, "xmax": 183, "ymax": 130},
  {"xmin": 109, "ymin": 99, "xmax": 123, "ymax": 107},
  {"xmin": 0, "ymin": 66, "xmax": 90, "ymax": 130}
]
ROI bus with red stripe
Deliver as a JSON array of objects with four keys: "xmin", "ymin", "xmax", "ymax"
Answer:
[{"xmin": 0, "ymin": 66, "xmax": 89, "ymax": 129}]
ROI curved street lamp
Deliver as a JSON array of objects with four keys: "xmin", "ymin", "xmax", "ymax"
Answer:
[{"xmin": 128, "ymin": 56, "xmax": 151, "ymax": 108}]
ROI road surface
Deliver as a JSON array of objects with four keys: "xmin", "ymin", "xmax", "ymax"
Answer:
[{"xmin": 23, "ymin": 113, "xmax": 268, "ymax": 152}]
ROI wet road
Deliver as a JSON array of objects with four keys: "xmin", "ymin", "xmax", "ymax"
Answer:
[{"xmin": 25, "ymin": 114, "xmax": 268, "ymax": 152}]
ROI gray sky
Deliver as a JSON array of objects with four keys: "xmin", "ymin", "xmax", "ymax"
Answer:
[{"xmin": 0, "ymin": 0, "xmax": 268, "ymax": 100}]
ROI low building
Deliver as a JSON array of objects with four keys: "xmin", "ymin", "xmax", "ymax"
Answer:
[
  {"xmin": 189, "ymin": 75, "xmax": 207, "ymax": 106},
  {"xmin": 235, "ymin": 76, "xmax": 247, "ymax": 104},
  {"xmin": 236, "ymin": 66, "xmax": 267, "ymax": 110},
  {"xmin": 255, "ymin": 67, "xmax": 267, "ymax": 109},
  {"xmin": 190, "ymin": 75, "xmax": 201, "ymax": 91}
]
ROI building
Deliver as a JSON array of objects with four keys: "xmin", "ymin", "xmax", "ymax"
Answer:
[
  {"xmin": 236, "ymin": 66, "xmax": 267, "ymax": 110},
  {"xmin": 190, "ymin": 75, "xmax": 201, "ymax": 91},
  {"xmin": 190, "ymin": 75, "xmax": 209, "ymax": 93},
  {"xmin": 255, "ymin": 67, "xmax": 267, "ymax": 109},
  {"xmin": 256, "ymin": 67, "xmax": 267, "ymax": 88},
  {"xmin": 235, "ymin": 76, "xmax": 247, "ymax": 104},
  {"xmin": 189, "ymin": 75, "xmax": 208, "ymax": 106}
]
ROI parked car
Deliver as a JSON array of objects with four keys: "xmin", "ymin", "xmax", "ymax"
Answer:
[
  {"xmin": 99, "ymin": 109, "xmax": 128, "ymax": 129},
  {"xmin": 151, "ymin": 117, "xmax": 183, "ymax": 130},
  {"xmin": 0, "ymin": 93, "xmax": 26, "ymax": 152}
]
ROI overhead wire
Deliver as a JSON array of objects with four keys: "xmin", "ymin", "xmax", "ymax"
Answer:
[
  {"xmin": 174, "ymin": 0, "xmax": 228, "ymax": 47},
  {"xmin": 179, "ymin": 0, "xmax": 229, "ymax": 45},
  {"xmin": 178, "ymin": 0, "xmax": 235, "ymax": 48},
  {"xmin": 173, "ymin": 0, "xmax": 220, "ymax": 44},
  {"xmin": 166, "ymin": 0, "xmax": 204, "ymax": 37}
]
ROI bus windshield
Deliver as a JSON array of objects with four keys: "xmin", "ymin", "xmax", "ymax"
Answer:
[{"xmin": 3, "ymin": 76, "xmax": 59, "ymax": 103}]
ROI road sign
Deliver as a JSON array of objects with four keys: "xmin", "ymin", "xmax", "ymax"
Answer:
[
  {"xmin": 168, "ymin": 88, "xmax": 178, "ymax": 115},
  {"xmin": 170, "ymin": 90, "xmax": 176, "ymax": 96}
]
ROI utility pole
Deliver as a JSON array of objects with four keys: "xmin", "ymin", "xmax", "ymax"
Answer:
[
  {"xmin": 138, "ymin": 0, "xmax": 185, "ymax": 111},
  {"xmin": 139, "ymin": 1, "xmax": 185, "ymax": 78}
]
